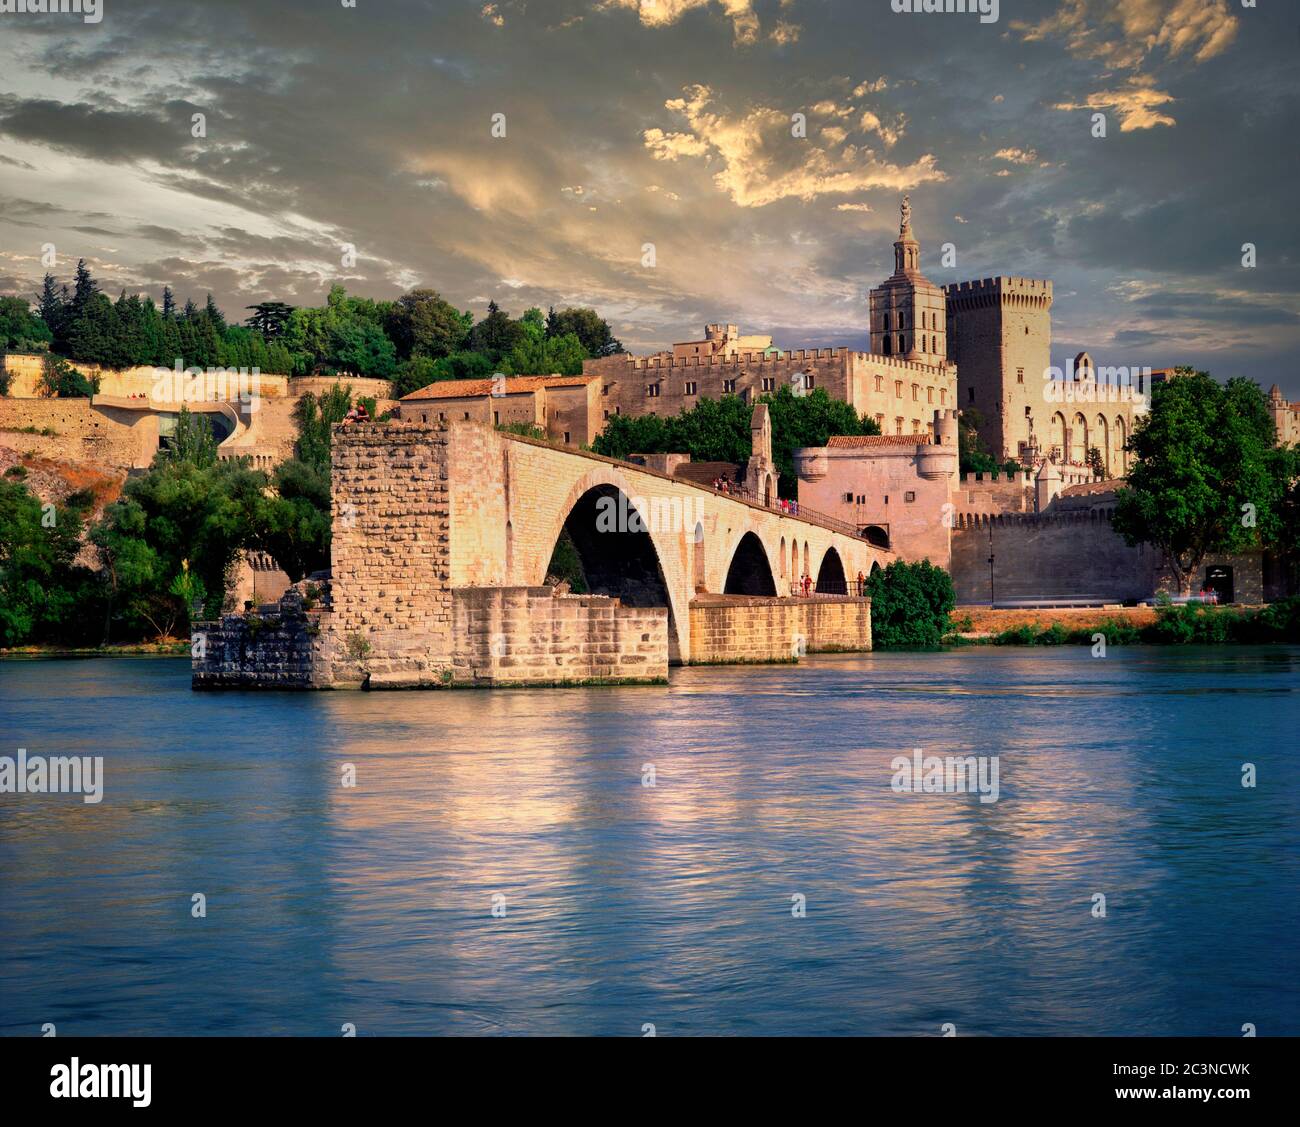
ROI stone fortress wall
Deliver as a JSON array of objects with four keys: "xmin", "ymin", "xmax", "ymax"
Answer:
[{"xmin": 950, "ymin": 509, "xmax": 1267, "ymax": 606}]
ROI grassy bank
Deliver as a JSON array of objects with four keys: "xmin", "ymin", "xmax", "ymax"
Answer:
[
  {"xmin": 946, "ymin": 599, "xmax": 1300, "ymax": 648},
  {"xmin": 0, "ymin": 641, "xmax": 190, "ymax": 658}
]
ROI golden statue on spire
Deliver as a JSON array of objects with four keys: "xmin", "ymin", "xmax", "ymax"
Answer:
[{"xmin": 900, "ymin": 194, "xmax": 912, "ymax": 232}]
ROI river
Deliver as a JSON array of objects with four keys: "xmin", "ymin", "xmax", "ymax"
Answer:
[{"xmin": 1, "ymin": 646, "xmax": 1296, "ymax": 1036}]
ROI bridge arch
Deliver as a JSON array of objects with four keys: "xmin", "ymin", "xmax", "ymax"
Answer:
[
  {"xmin": 815, "ymin": 547, "xmax": 848, "ymax": 594},
  {"xmin": 724, "ymin": 530, "xmax": 777, "ymax": 596},
  {"xmin": 537, "ymin": 468, "xmax": 688, "ymax": 662}
]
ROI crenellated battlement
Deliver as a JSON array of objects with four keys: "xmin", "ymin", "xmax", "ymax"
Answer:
[
  {"xmin": 944, "ymin": 276, "xmax": 1053, "ymax": 311},
  {"xmin": 954, "ymin": 507, "xmax": 1115, "ymax": 530}
]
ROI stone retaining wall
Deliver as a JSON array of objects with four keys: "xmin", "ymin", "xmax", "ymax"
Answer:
[{"xmin": 688, "ymin": 595, "xmax": 872, "ymax": 663}]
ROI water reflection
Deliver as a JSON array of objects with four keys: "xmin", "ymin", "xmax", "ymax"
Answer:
[{"xmin": 1, "ymin": 647, "xmax": 1296, "ymax": 1035}]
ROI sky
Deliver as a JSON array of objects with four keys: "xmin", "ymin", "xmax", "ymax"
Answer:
[{"xmin": 0, "ymin": 0, "xmax": 1296, "ymax": 393}]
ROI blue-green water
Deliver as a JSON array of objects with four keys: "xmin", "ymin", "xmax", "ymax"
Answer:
[{"xmin": 1, "ymin": 647, "xmax": 1297, "ymax": 1036}]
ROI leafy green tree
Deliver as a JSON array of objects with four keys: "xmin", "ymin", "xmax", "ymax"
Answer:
[
  {"xmin": 385, "ymin": 289, "xmax": 470, "ymax": 359},
  {"xmin": 1113, "ymin": 370, "xmax": 1289, "ymax": 596},
  {"xmin": 545, "ymin": 306, "xmax": 623, "ymax": 357},
  {"xmin": 39, "ymin": 354, "xmax": 98, "ymax": 398},
  {"xmin": 165, "ymin": 407, "xmax": 218, "ymax": 467},
  {"xmin": 468, "ymin": 300, "xmax": 525, "ymax": 363},
  {"xmin": 292, "ymin": 384, "xmax": 355, "ymax": 472},
  {"xmin": 0, "ymin": 296, "xmax": 53, "ymax": 350},
  {"xmin": 93, "ymin": 455, "xmax": 268, "ymax": 632},
  {"xmin": 0, "ymin": 479, "xmax": 89, "ymax": 645},
  {"xmin": 866, "ymin": 559, "xmax": 956, "ymax": 650},
  {"xmin": 259, "ymin": 458, "xmax": 333, "ymax": 581}
]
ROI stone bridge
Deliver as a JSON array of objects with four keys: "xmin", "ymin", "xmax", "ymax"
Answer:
[{"xmin": 194, "ymin": 419, "xmax": 888, "ymax": 689}]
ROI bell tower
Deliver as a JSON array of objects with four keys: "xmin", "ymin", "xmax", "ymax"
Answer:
[{"xmin": 869, "ymin": 196, "xmax": 947, "ymax": 364}]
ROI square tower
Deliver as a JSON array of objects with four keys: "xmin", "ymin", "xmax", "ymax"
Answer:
[{"xmin": 943, "ymin": 276, "xmax": 1053, "ymax": 462}]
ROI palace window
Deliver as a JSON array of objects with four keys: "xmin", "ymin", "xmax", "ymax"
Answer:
[
  {"xmin": 898, "ymin": 335, "xmax": 906, "ymax": 353},
  {"xmin": 603, "ymin": 409, "xmax": 610, "ymax": 420},
  {"xmin": 760, "ymin": 377, "xmax": 774, "ymax": 392},
  {"xmin": 493, "ymin": 411, "xmax": 500, "ymax": 425},
  {"xmin": 912, "ymin": 383, "xmax": 919, "ymax": 401},
  {"xmin": 724, "ymin": 378, "xmax": 737, "ymax": 393},
  {"xmin": 874, "ymin": 375, "xmax": 883, "ymax": 392},
  {"xmin": 968, "ymin": 387, "xmax": 975, "ymax": 403},
  {"xmin": 602, "ymin": 384, "xmax": 611, "ymax": 396},
  {"xmin": 563, "ymin": 432, "xmax": 571, "ymax": 444},
  {"xmin": 844, "ymin": 492, "xmax": 854, "ymax": 503},
  {"xmin": 895, "ymin": 380, "xmax": 903, "ymax": 398},
  {"xmin": 684, "ymin": 381, "xmax": 698, "ymax": 396},
  {"xmin": 895, "ymin": 417, "xmax": 904, "ymax": 434},
  {"xmin": 647, "ymin": 383, "xmax": 660, "ymax": 398},
  {"xmin": 1017, "ymin": 367, "xmax": 1024, "ymax": 384},
  {"xmin": 875, "ymin": 413, "xmax": 885, "ymax": 429},
  {"xmin": 905, "ymin": 490, "xmax": 916, "ymax": 503},
  {"xmin": 804, "ymin": 374, "xmax": 815, "ymax": 390},
  {"xmin": 927, "ymin": 386, "xmax": 934, "ymax": 403}
]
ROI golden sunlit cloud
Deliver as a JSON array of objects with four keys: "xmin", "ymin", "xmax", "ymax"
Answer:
[
  {"xmin": 1053, "ymin": 77, "xmax": 1177, "ymax": 132},
  {"xmin": 644, "ymin": 84, "xmax": 941, "ymax": 208}
]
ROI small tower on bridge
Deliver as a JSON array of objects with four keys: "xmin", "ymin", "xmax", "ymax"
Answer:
[{"xmin": 746, "ymin": 403, "xmax": 779, "ymax": 505}]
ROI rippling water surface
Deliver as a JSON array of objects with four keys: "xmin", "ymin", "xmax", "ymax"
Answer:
[{"xmin": 1, "ymin": 647, "xmax": 1297, "ymax": 1036}]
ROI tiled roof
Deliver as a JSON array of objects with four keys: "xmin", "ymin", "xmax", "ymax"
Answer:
[
  {"xmin": 826, "ymin": 434, "xmax": 930, "ymax": 448},
  {"xmin": 401, "ymin": 374, "xmax": 597, "ymax": 401}
]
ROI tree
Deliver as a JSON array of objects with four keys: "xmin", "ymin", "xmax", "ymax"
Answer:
[
  {"xmin": 39, "ymin": 354, "xmax": 98, "ymax": 398},
  {"xmin": 1086, "ymin": 446, "xmax": 1106, "ymax": 480},
  {"xmin": 0, "ymin": 479, "xmax": 90, "ymax": 644},
  {"xmin": 865, "ymin": 559, "xmax": 955, "ymax": 650},
  {"xmin": 92, "ymin": 454, "xmax": 269, "ymax": 632},
  {"xmin": 545, "ymin": 306, "xmax": 623, "ymax": 357},
  {"xmin": 38, "ymin": 273, "xmax": 67, "ymax": 343},
  {"xmin": 468, "ymin": 300, "xmax": 525, "ymax": 364},
  {"xmin": 164, "ymin": 407, "xmax": 218, "ymax": 468},
  {"xmin": 162, "ymin": 286, "xmax": 176, "ymax": 320},
  {"xmin": 385, "ymin": 289, "xmax": 470, "ymax": 359},
  {"xmin": 259, "ymin": 458, "xmax": 333, "ymax": 581},
  {"xmin": 292, "ymin": 384, "xmax": 355, "ymax": 472},
  {"xmin": 0, "ymin": 296, "xmax": 53, "ymax": 351},
  {"xmin": 1113, "ymin": 370, "xmax": 1289, "ymax": 596},
  {"xmin": 245, "ymin": 301, "xmax": 294, "ymax": 339}
]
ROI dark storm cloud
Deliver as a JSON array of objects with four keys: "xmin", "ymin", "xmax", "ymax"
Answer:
[{"xmin": 0, "ymin": 0, "xmax": 1295, "ymax": 390}]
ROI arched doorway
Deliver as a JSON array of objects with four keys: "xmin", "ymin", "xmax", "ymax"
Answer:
[
  {"xmin": 815, "ymin": 547, "xmax": 847, "ymax": 594},
  {"xmin": 724, "ymin": 531, "xmax": 776, "ymax": 596},
  {"xmin": 861, "ymin": 525, "xmax": 890, "ymax": 549}
]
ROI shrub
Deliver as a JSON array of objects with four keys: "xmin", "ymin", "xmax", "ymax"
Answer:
[{"xmin": 866, "ymin": 559, "xmax": 955, "ymax": 650}]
